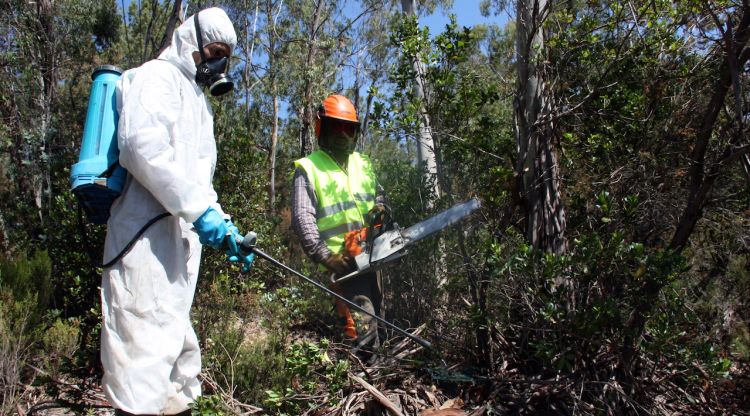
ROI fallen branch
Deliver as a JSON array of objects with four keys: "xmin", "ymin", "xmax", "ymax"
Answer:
[
  {"xmin": 201, "ymin": 370, "xmax": 264, "ymax": 414},
  {"xmin": 349, "ymin": 374, "xmax": 405, "ymax": 416},
  {"xmin": 388, "ymin": 323, "xmax": 426, "ymax": 357}
]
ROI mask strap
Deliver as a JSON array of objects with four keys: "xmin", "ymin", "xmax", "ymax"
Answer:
[{"xmin": 194, "ymin": 11, "xmax": 206, "ymax": 62}]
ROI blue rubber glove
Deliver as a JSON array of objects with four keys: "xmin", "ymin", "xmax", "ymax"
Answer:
[
  {"xmin": 223, "ymin": 221, "xmax": 242, "ymax": 258},
  {"xmin": 193, "ymin": 207, "xmax": 229, "ymax": 249},
  {"xmin": 225, "ymin": 234, "xmax": 255, "ymax": 272},
  {"xmin": 225, "ymin": 220, "xmax": 240, "ymax": 240},
  {"xmin": 223, "ymin": 224, "xmax": 255, "ymax": 273},
  {"xmin": 228, "ymin": 251, "xmax": 255, "ymax": 273}
]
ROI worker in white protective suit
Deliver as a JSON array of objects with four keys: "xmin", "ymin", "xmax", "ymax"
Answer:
[{"xmin": 101, "ymin": 8, "xmax": 253, "ymax": 416}]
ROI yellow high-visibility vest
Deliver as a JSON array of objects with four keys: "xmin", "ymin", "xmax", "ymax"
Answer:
[{"xmin": 294, "ymin": 150, "xmax": 377, "ymax": 253}]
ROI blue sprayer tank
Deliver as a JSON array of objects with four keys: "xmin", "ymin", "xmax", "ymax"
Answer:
[{"xmin": 71, "ymin": 65, "xmax": 127, "ymax": 224}]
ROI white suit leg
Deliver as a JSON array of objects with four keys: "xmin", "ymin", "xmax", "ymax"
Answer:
[{"xmin": 101, "ymin": 218, "xmax": 202, "ymax": 414}]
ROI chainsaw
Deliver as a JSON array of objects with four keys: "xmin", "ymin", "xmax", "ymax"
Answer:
[{"xmin": 332, "ymin": 198, "xmax": 481, "ymax": 284}]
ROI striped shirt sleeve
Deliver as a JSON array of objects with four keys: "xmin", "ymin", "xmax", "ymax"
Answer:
[{"xmin": 291, "ymin": 168, "xmax": 332, "ymax": 263}]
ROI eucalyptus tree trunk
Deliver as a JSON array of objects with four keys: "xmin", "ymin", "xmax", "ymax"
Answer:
[
  {"xmin": 243, "ymin": 0, "xmax": 259, "ymax": 120},
  {"xmin": 263, "ymin": 0, "xmax": 279, "ymax": 214},
  {"xmin": 299, "ymin": 0, "xmax": 324, "ymax": 156},
  {"xmin": 400, "ymin": 0, "xmax": 449, "ymax": 293},
  {"xmin": 515, "ymin": 0, "xmax": 567, "ymax": 254},
  {"xmin": 269, "ymin": 94, "xmax": 279, "ymax": 213},
  {"xmin": 31, "ymin": 0, "xmax": 57, "ymax": 224},
  {"xmin": 401, "ymin": 0, "xmax": 441, "ymax": 205},
  {"xmin": 153, "ymin": 0, "xmax": 183, "ymax": 58}
]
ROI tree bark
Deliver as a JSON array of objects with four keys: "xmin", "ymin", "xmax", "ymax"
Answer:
[
  {"xmin": 32, "ymin": 0, "xmax": 56, "ymax": 224},
  {"xmin": 270, "ymin": 94, "xmax": 279, "ymax": 214},
  {"xmin": 624, "ymin": 2, "xmax": 750, "ymax": 376},
  {"xmin": 153, "ymin": 0, "xmax": 183, "ymax": 59},
  {"xmin": 265, "ymin": 0, "xmax": 278, "ymax": 214},
  {"xmin": 670, "ymin": 4, "xmax": 750, "ymax": 252},
  {"xmin": 299, "ymin": 0, "xmax": 324, "ymax": 157},
  {"xmin": 401, "ymin": 0, "xmax": 441, "ymax": 205},
  {"xmin": 515, "ymin": 0, "xmax": 567, "ymax": 254}
]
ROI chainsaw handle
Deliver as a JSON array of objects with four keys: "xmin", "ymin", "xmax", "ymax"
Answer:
[{"xmin": 330, "ymin": 269, "xmax": 363, "ymax": 284}]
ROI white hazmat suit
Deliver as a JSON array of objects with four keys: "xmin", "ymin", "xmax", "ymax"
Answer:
[{"xmin": 101, "ymin": 8, "xmax": 237, "ymax": 415}]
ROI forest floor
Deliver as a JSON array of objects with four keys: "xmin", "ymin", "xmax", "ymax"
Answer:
[
  {"xmin": 15, "ymin": 354, "xmax": 750, "ymax": 415},
  {"xmin": 12, "ymin": 323, "xmax": 750, "ymax": 415}
]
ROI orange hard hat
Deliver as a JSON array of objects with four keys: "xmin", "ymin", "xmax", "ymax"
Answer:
[{"xmin": 315, "ymin": 94, "xmax": 359, "ymax": 138}]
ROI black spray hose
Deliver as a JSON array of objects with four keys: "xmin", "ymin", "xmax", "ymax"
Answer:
[
  {"xmin": 99, "ymin": 212, "xmax": 171, "ymax": 268},
  {"xmin": 239, "ymin": 231, "xmax": 433, "ymax": 351}
]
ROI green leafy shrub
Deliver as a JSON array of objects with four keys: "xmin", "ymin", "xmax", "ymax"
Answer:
[
  {"xmin": 190, "ymin": 394, "xmax": 231, "ymax": 415},
  {"xmin": 0, "ymin": 250, "xmax": 52, "ymax": 412},
  {"xmin": 0, "ymin": 293, "xmax": 39, "ymax": 413},
  {"xmin": 194, "ymin": 273, "xmax": 288, "ymax": 407},
  {"xmin": 264, "ymin": 339, "xmax": 348, "ymax": 415},
  {"xmin": 41, "ymin": 318, "xmax": 80, "ymax": 378},
  {"xmin": 0, "ymin": 250, "xmax": 52, "ymax": 311},
  {"xmin": 481, "ymin": 189, "xmax": 739, "ymax": 409}
]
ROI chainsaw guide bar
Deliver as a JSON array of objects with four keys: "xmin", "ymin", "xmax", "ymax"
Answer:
[{"xmin": 331, "ymin": 198, "xmax": 481, "ymax": 284}]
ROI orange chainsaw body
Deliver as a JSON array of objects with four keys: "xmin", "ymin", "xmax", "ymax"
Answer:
[
  {"xmin": 342, "ymin": 226, "xmax": 373, "ymax": 257},
  {"xmin": 334, "ymin": 225, "xmax": 380, "ymax": 339}
]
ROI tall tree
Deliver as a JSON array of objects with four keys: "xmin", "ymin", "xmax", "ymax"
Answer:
[
  {"xmin": 401, "ymin": 0, "xmax": 441, "ymax": 205},
  {"xmin": 1, "ymin": 0, "xmax": 59, "ymax": 228},
  {"xmin": 0, "ymin": 0, "xmax": 119, "ymax": 246},
  {"xmin": 668, "ymin": 2, "xmax": 750, "ymax": 252},
  {"xmin": 264, "ymin": 0, "xmax": 281, "ymax": 215},
  {"xmin": 153, "ymin": 0, "xmax": 184, "ymax": 59},
  {"xmin": 514, "ymin": 0, "xmax": 567, "ymax": 253},
  {"xmin": 281, "ymin": 0, "xmax": 383, "ymax": 157},
  {"xmin": 622, "ymin": 0, "xmax": 750, "ymax": 374},
  {"xmin": 296, "ymin": 0, "xmax": 326, "ymax": 156}
]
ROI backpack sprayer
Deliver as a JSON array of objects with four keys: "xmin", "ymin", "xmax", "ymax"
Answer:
[
  {"xmin": 71, "ymin": 66, "xmax": 170, "ymax": 268},
  {"xmin": 70, "ymin": 65, "xmax": 127, "ymax": 224}
]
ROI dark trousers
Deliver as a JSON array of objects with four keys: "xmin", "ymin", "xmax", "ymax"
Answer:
[{"xmin": 337, "ymin": 271, "xmax": 383, "ymax": 352}]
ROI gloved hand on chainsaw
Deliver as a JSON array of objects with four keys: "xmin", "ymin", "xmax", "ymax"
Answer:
[
  {"xmin": 321, "ymin": 252, "xmax": 355, "ymax": 276},
  {"xmin": 366, "ymin": 203, "xmax": 390, "ymax": 227}
]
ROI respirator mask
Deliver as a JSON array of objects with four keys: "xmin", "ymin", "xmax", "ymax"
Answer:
[
  {"xmin": 320, "ymin": 117, "xmax": 359, "ymax": 159},
  {"xmin": 194, "ymin": 12, "xmax": 233, "ymax": 96}
]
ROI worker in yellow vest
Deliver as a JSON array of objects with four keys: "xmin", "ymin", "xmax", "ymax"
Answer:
[{"xmin": 291, "ymin": 94, "xmax": 387, "ymax": 359}]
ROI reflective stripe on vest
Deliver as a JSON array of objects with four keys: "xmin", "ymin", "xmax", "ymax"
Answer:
[
  {"xmin": 294, "ymin": 150, "xmax": 376, "ymax": 254},
  {"xmin": 317, "ymin": 193, "xmax": 375, "ymax": 219}
]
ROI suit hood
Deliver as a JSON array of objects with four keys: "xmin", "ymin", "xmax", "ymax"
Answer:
[{"xmin": 158, "ymin": 7, "xmax": 237, "ymax": 80}]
